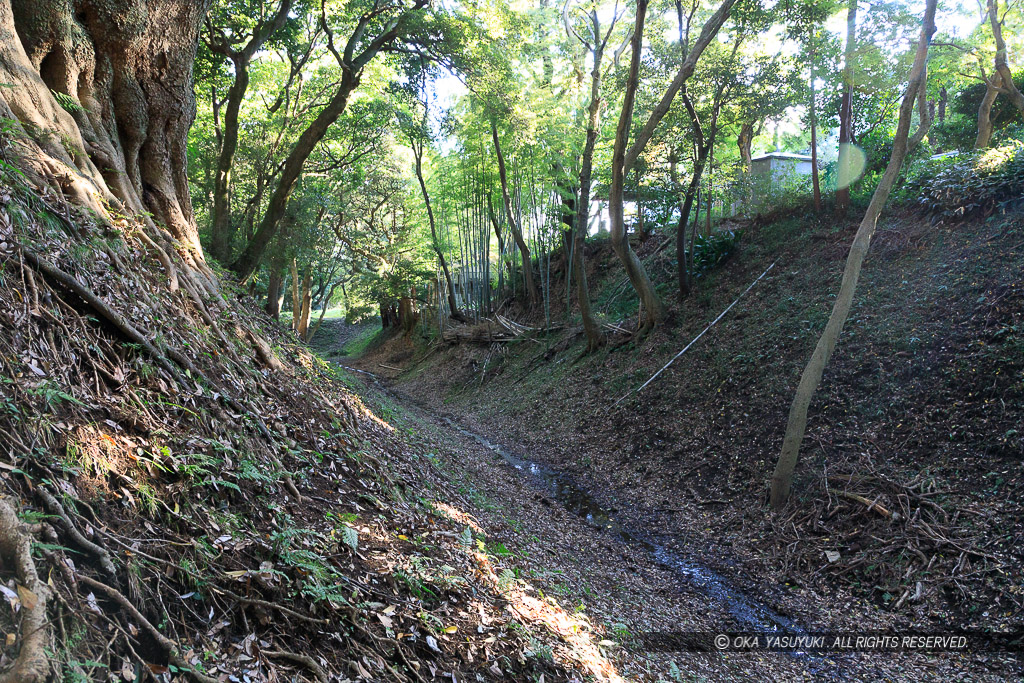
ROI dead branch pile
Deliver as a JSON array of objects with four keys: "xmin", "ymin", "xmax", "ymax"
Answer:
[
  {"xmin": 441, "ymin": 314, "xmax": 564, "ymax": 345},
  {"xmin": 766, "ymin": 469, "xmax": 1015, "ymax": 618}
]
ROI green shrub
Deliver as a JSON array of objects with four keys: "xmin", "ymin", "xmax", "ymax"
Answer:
[
  {"xmin": 860, "ymin": 126, "xmax": 934, "ymax": 176},
  {"xmin": 729, "ymin": 168, "xmax": 814, "ymax": 216},
  {"xmin": 927, "ymin": 117, "xmax": 977, "ymax": 152},
  {"xmin": 690, "ymin": 230, "xmax": 740, "ymax": 275},
  {"xmin": 900, "ymin": 139, "xmax": 1024, "ymax": 221}
]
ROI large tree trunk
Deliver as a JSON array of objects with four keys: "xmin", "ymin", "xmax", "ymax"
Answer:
[
  {"xmin": 491, "ymin": 121, "xmax": 538, "ymax": 305},
  {"xmin": 769, "ymin": 0, "xmax": 936, "ymax": 509},
  {"xmin": 835, "ymin": 0, "xmax": 858, "ymax": 214},
  {"xmin": 2, "ymin": 0, "xmax": 210, "ymax": 255},
  {"xmin": 398, "ymin": 295, "xmax": 417, "ymax": 336}
]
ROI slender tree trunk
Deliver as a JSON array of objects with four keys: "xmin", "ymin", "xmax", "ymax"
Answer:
[
  {"xmin": 207, "ymin": 0, "xmax": 294, "ymax": 263},
  {"xmin": 677, "ymin": 91, "xmax": 712, "ymax": 298},
  {"xmin": 413, "ymin": 141, "xmax": 466, "ymax": 322},
  {"xmin": 705, "ymin": 147, "xmax": 714, "ymax": 235},
  {"xmin": 486, "ymin": 193, "xmax": 507, "ymax": 264},
  {"xmin": 307, "ymin": 279, "xmax": 341, "ymax": 343},
  {"xmin": 230, "ymin": 2, "xmax": 427, "ymax": 281},
  {"xmin": 574, "ymin": 12, "xmax": 606, "ymax": 350},
  {"xmin": 975, "ymin": 76, "xmax": 1000, "ymax": 149},
  {"xmin": 988, "ymin": 0, "xmax": 1024, "ymax": 114},
  {"xmin": 209, "ymin": 58, "xmax": 248, "ymax": 263},
  {"xmin": 266, "ymin": 264, "xmax": 284, "ymax": 319},
  {"xmin": 809, "ymin": 48, "xmax": 823, "ymax": 212},
  {"xmin": 737, "ymin": 123, "xmax": 754, "ymax": 171},
  {"xmin": 835, "ymin": 0, "xmax": 858, "ymax": 214},
  {"xmin": 674, "ymin": 147, "xmax": 707, "ymax": 299},
  {"xmin": 938, "ymin": 86, "xmax": 947, "ymax": 123},
  {"xmin": 769, "ymin": 0, "xmax": 936, "ymax": 509},
  {"xmin": 491, "ymin": 121, "xmax": 538, "ymax": 305},
  {"xmin": 609, "ymin": 0, "xmax": 666, "ymax": 332},
  {"xmin": 610, "ymin": 0, "xmax": 737, "ymax": 331},
  {"xmin": 289, "ymin": 258, "xmax": 301, "ymax": 331},
  {"xmin": 232, "ymin": 71, "xmax": 358, "ymax": 280},
  {"xmin": 297, "ymin": 266, "xmax": 312, "ymax": 340}
]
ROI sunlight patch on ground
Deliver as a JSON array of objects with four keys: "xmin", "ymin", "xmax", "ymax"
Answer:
[
  {"xmin": 431, "ymin": 499, "xmax": 624, "ymax": 679},
  {"xmin": 471, "ymin": 548, "xmax": 625, "ymax": 682},
  {"xmin": 431, "ymin": 501, "xmax": 485, "ymax": 534}
]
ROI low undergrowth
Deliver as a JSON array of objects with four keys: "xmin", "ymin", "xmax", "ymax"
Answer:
[{"xmin": 900, "ymin": 138, "xmax": 1024, "ymax": 222}]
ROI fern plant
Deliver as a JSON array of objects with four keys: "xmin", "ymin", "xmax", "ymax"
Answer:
[{"xmin": 50, "ymin": 90, "xmax": 84, "ymax": 114}]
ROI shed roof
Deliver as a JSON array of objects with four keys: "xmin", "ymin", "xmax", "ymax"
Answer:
[{"xmin": 750, "ymin": 151, "xmax": 813, "ymax": 163}]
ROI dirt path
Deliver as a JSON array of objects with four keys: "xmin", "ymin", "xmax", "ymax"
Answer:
[{"xmin": 330, "ymin": 362, "xmax": 1013, "ymax": 682}]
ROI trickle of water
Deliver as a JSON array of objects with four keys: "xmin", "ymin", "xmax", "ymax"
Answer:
[
  {"xmin": 341, "ymin": 365, "xmax": 842, "ymax": 676},
  {"xmin": 443, "ymin": 416, "xmax": 798, "ymax": 633}
]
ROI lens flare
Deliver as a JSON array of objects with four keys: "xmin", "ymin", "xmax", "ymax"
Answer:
[{"xmin": 836, "ymin": 143, "xmax": 867, "ymax": 190}]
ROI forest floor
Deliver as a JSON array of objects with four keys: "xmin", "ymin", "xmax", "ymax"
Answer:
[
  {"xmin": 332, "ymin": 205, "xmax": 1024, "ymax": 681},
  {"xmin": 312, "ymin": 322, "xmax": 1019, "ymax": 681}
]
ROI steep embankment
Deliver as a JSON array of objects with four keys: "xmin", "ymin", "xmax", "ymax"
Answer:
[
  {"xmin": 0, "ymin": 141, "xmax": 647, "ymax": 680},
  {"xmin": 365, "ymin": 205, "xmax": 1023, "ymax": 669}
]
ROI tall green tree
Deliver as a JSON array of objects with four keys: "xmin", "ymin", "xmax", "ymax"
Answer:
[{"xmin": 770, "ymin": 0, "xmax": 937, "ymax": 509}]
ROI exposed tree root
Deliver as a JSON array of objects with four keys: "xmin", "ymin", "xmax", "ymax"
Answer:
[
  {"xmin": 77, "ymin": 575, "xmax": 219, "ymax": 683},
  {"xmin": 249, "ymin": 329, "xmax": 287, "ymax": 372},
  {"xmin": 264, "ymin": 650, "xmax": 329, "ymax": 682},
  {"xmin": 216, "ymin": 587, "xmax": 328, "ymax": 625},
  {"xmin": 18, "ymin": 245, "xmax": 186, "ymax": 384},
  {"xmin": 135, "ymin": 228, "xmax": 180, "ymax": 292},
  {"xmin": 0, "ymin": 497, "xmax": 51, "ymax": 683},
  {"xmin": 20, "ymin": 245, "xmax": 303, "ymax": 501},
  {"xmin": 37, "ymin": 488, "xmax": 118, "ymax": 577}
]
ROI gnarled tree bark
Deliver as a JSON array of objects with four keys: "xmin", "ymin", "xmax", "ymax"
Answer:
[{"xmin": 4, "ymin": 0, "xmax": 210, "ymax": 254}]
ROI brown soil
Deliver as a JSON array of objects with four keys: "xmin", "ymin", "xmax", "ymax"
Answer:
[{"xmin": 349, "ymin": 208, "xmax": 1024, "ymax": 681}]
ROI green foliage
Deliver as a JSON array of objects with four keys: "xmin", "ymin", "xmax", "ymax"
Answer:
[
  {"xmin": 340, "ymin": 525, "xmax": 359, "ymax": 551},
  {"xmin": 900, "ymin": 140, "xmax": 1024, "ymax": 221},
  {"xmin": 927, "ymin": 117, "xmax": 979, "ymax": 153},
  {"xmin": 689, "ymin": 230, "xmax": 740, "ymax": 275},
  {"xmin": 858, "ymin": 125, "xmax": 933, "ymax": 176},
  {"xmin": 951, "ymin": 70, "xmax": 1024, "ymax": 133},
  {"xmin": 50, "ymin": 90, "xmax": 84, "ymax": 114}
]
